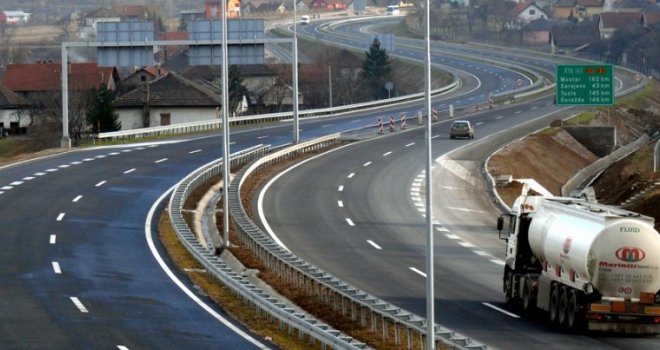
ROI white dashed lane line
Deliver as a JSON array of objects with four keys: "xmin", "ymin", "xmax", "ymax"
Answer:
[
  {"xmin": 338, "ymin": 185, "xmax": 344, "ymax": 192},
  {"xmin": 72, "ymin": 195, "xmax": 83, "ymax": 203},
  {"xmin": 10, "ymin": 181, "xmax": 22, "ymax": 186},
  {"xmin": 95, "ymin": 180, "xmax": 107, "ymax": 187},
  {"xmin": 322, "ymin": 124, "xmax": 332, "ymax": 128},
  {"xmin": 155, "ymin": 158, "xmax": 168, "ymax": 163},
  {"xmin": 124, "ymin": 168, "xmax": 136, "ymax": 174},
  {"xmin": 46, "ymin": 168, "xmax": 58, "ymax": 172},
  {"xmin": 345, "ymin": 218, "xmax": 355, "ymax": 226},
  {"xmin": 56, "ymin": 213, "xmax": 65, "ymax": 222},
  {"xmin": 363, "ymin": 161, "xmax": 371, "ymax": 167},
  {"xmin": 459, "ymin": 242, "xmax": 476, "ymax": 248},
  {"xmin": 34, "ymin": 172, "xmax": 46, "ymax": 176},
  {"xmin": 189, "ymin": 149, "xmax": 202, "ymax": 154},
  {"xmin": 405, "ymin": 142, "xmax": 415, "ymax": 147},
  {"xmin": 22, "ymin": 177, "xmax": 34, "ymax": 181},
  {"xmin": 70, "ymin": 297, "xmax": 89, "ymax": 313},
  {"xmin": 483, "ymin": 302, "xmax": 520, "ymax": 318},
  {"xmin": 490, "ymin": 259, "xmax": 506, "ymax": 266},
  {"xmin": 58, "ymin": 164, "xmax": 70, "ymax": 168},
  {"xmin": 52, "ymin": 262, "xmax": 61, "ymax": 274},
  {"xmin": 70, "ymin": 161, "xmax": 82, "ymax": 165},
  {"xmin": 347, "ymin": 173, "xmax": 355, "ymax": 179},
  {"xmin": 50, "ymin": 235, "xmax": 57, "ymax": 244},
  {"xmin": 367, "ymin": 240, "xmax": 382, "ymax": 250},
  {"xmin": 410, "ymin": 267, "xmax": 427, "ymax": 278},
  {"xmin": 108, "ymin": 152, "xmax": 120, "ymax": 156},
  {"xmin": 338, "ymin": 200, "xmax": 344, "ymax": 208},
  {"xmin": 445, "ymin": 234, "xmax": 460, "ymax": 240},
  {"xmin": 383, "ymin": 151, "xmax": 392, "ymax": 157},
  {"xmin": 117, "ymin": 346, "xmax": 130, "ymax": 350}
]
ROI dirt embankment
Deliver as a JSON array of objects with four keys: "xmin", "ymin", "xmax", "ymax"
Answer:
[{"xmin": 488, "ymin": 81, "xmax": 660, "ymax": 230}]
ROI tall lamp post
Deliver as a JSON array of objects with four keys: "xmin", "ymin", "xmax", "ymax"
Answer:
[
  {"xmin": 423, "ymin": 0, "xmax": 435, "ymax": 348},
  {"xmin": 221, "ymin": 0, "xmax": 231, "ymax": 248},
  {"xmin": 292, "ymin": 0, "xmax": 300, "ymax": 144}
]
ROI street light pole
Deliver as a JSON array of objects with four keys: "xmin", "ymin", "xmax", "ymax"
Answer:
[
  {"xmin": 221, "ymin": 0, "xmax": 231, "ymax": 248},
  {"xmin": 292, "ymin": 0, "xmax": 300, "ymax": 144},
  {"xmin": 423, "ymin": 0, "xmax": 435, "ymax": 348}
]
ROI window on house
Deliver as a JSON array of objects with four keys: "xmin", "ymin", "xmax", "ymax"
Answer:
[
  {"xmin": 529, "ymin": 9, "xmax": 536, "ymax": 15},
  {"xmin": 160, "ymin": 113, "xmax": 171, "ymax": 126}
]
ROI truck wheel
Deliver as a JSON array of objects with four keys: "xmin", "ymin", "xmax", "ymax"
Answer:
[
  {"xmin": 522, "ymin": 279, "xmax": 536, "ymax": 313},
  {"xmin": 503, "ymin": 268, "xmax": 514, "ymax": 304},
  {"xmin": 558, "ymin": 287, "xmax": 569, "ymax": 327},
  {"xmin": 549, "ymin": 285, "xmax": 560, "ymax": 324},
  {"xmin": 567, "ymin": 290, "xmax": 585, "ymax": 332}
]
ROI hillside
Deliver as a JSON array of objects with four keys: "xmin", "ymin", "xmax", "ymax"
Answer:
[{"xmin": 488, "ymin": 81, "xmax": 660, "ymax": 230}]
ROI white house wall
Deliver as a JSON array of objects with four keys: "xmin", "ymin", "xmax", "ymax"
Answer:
[
  {"xmin": 0, "ymin": 109, "xmax": 29, "ymax": 128},
  {"xmin": 116, "ymin": 107, "xmax": 219, "ymax": 130}
]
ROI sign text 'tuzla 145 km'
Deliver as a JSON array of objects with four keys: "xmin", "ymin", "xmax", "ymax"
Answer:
[{"xmin": 556, "ymin": 64, "xmax": 614, "ymax": 106}]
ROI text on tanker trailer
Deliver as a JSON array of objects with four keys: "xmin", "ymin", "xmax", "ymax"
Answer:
[{"xmin": 497, "ymin": 186, "xmax": 660, "ymax": 334}]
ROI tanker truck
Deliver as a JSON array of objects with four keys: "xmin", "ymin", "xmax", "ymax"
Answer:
[{"xmin": 496, "ymin": 185, "xmax": 660, "ymax": 334}]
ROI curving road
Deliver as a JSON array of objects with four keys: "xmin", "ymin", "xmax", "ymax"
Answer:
[{"xmin": 0, "ymin": 15, "xmax": 646, "ymax": 349}]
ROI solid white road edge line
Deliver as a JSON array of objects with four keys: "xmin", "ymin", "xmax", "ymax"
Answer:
[
  {"xmin": 482, "ymin": 302, "xmax": 520, "ymax": 318},
  {"xmin": 146, "ymin": 185, "xmax": 269, "ymax": 349}
]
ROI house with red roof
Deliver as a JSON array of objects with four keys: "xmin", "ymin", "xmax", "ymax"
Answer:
[
  {"xmin": 508, "ymin": 2, "xmax": 549, "ymax": 29},
  {"xmin": 0, "ymin": 82, "xmax": 30, "ymax": 134},
  {"xmin": 112, "ymin": 72, "xmax": 221, "ymax": 130},
  {"xmin": 1, "ymin": 62, "xmax": 120, "ymax": 102},
  {"xmin": 598, "ymin": 11, "xmax": 643, "ymax": 38}
]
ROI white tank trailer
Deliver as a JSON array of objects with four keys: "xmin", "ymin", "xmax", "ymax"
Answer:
[{"xmin": 497, "ymin": 192, "xmax": 660, "ymax": 334}]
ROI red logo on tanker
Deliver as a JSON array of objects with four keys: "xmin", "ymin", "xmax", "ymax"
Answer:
[
  {"xmin": 562, "ymin": 237, "xmax": 572, "ymax": 254},
  {"xmin": 615, "ymin": 247, "xmax": 645, "ymax": 262}
]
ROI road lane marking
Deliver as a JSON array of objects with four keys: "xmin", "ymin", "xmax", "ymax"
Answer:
[
  {"xmin": 117, "ymin": 346, "xmax": 130, "ymax": 350},
  {"xmin": 490, "ymin": 259, "xmax": 505, "ymax": 266},
  {"xmin": 10, "ymin": 181, "xmax": 22, "ymax": 186},
  {"xmin": 22, "ymin": 177, "xmax": 35, "ymax": 181},
  {"xmin": 409, "ymin": 267, "xmax": 427, "ymax": 278},
  {"xmin": 70, "ymin": 297, "xmax": 89, "ymax": 313},
  {"xmin": 482, "ymin": 302, "xmax": 520, "ymax": 318},
  {"xmin": 95, "ymin": 155, "xmax": 106, "ymax": 159},
  {"xmin": 146, "ymin": 186, "xmax": 273, "ymax": 349},
  {"xmin": 124, "ymin": 168, "xmax": 136, "ymax": 174},
  {"xmin": 52, "ymin": 262, "xmax": 61, "ymax": 274},
  {"xmin": 383, "ymin": 151, "xmax": 392, "ymax": 157},
  {"xmin": 432, "ymin": 135, "xmax": 440, "ymax": 139},
  {"xmin": 95, "ymin": 180, "xmax": 107, "ymax": 187},
  {"xmin": 459, "ymin": 242, "xmax": 475, "ymax": 248},
  {"xmin": 447, "ymin": 207, "xmax": 486, "ymax": 213},
  {"xmin": 346, "ymin": 218, "xmax": 355, "ymax": 226},
  {"xmin": 72, "ymin": 195, "xmax": 83, "ymax": 203},
  {"xmin": 435, "ymin": 226, "xmax": 449, "ymax": 232},
  {"xmin": 58, "ymin": 164, "xmax": 70, "ymax": 168},
  {"xmin": 347, "ymin": 173, "xmax": 355, "ymax": 178},
  {"xmin": 257, "ymin": 135, "xmax": 269, "ymax": 139},
  {"xmin": 445, "ymin": 234, "xmax": 460, "ymax": 239},
  {"xmin": 363, "ymin": 161, "xmax": 371, "ymax": 167},
  {"xmin": 496, "ymin": 116, "xmax": 503, "ymax": 119},
  {"xmin": 338, "ymin": 200, "xmax": 344, "ymax": 208},
  {"xmin": 405, "ymin": 142, "xmax": 415, "ymax": 147},
  {"xmin": 46, "ymin": 168, "xmax": 58, "ymax": 172},
  {"xmin": 531, "ymin": 106, "xmax": 538, "ymax": 110},
  {"xmin": 322, "ymin": 124, "xmax": 332, "ymax": 128},
  {"xmin": 338, "ymin": 185, "xmax": 344, "ymax": 192},
  {"xmin": 70, "ymin": 161, "xmax": 82, "ymax": 165},
  {"xmin": 515, "ymin": 110, "xmax": 521, "ymax": 114},
  {"xmin": 1, "ymin": 186, "xmax": 12, "ymax": 190},
  {"xmin": 189, "ymin": 149, "xmax": 202, "ymax": 154},
  {"xmin": 34, "ymin": 172, "xmax": 46, "ymax": 176},
  {"xmin": 474, "ymin": 250, "xmax": 490, "ymax": 256},
  {"xmin": 367, "ymin": 240, "xmax": 382, "ymax": 250},
  {"xmin": 475, "ymin": 122, "xmax": 483, "ymax": 126},
  {"xmin": 56, "ymin": 213, "xmax": 65, "ymax": 221},
  {"xmin": 83, "ymin": 158, "xmax": 94, "ymax": 161},
  {"xmin": 50, "ymin": 235, "xmax": 57, "ymax": 244},
  {"xmin": 108, "ymin": 152, "xmax": 120, "ymax": 156},
  {"xmin": 155, "ymin": 158, "xmax": 168, "ymax": 163}
]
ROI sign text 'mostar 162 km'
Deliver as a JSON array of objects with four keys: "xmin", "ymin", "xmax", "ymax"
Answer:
[{"xmin": 556, "ymin": 64, "xmax": 614, "ymax": 106}]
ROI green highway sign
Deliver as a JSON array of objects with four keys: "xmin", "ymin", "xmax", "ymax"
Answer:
[{"xmin": 556, "ymin": 64, "xmax": 614, "ymax": 106}]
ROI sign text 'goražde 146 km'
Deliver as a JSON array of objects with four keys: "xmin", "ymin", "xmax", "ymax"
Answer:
[{"xmin": 556, "ymin": 64, "xmax": 614, "ymax": 106}]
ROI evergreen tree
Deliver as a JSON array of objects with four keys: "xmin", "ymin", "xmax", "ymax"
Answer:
[
  {"xmin": 87, "ymin": 84, "xmax": 120, "ymax": 133},
  {"xmin": 361, "ymin": 38, "xmax": 392, "ymax": 100},
  {"xmin": 228, "ymin": 65, "xmax": 249, "ymax": 114}
]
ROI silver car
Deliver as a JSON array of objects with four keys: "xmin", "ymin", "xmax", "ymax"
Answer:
[{"xmin": 449, "ymin": 120, "xmax": 475, "ymax": 139}]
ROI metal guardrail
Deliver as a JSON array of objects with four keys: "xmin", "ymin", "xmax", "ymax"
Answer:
[
  {"xmin": 97, "ymin": 80, "xmax": 459, "ymax": 141},
  {"xmin": 228, "ymin": 134, "xmax": 485, "ymax": 350},
  {"xmin": 168, "ymin": 144, "xmax": 370, "ymax": 350}
]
